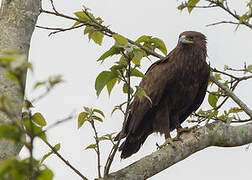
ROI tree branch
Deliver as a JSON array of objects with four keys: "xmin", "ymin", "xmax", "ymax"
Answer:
[
  {"xmin": 210, "ymin": 76, "xmax": 252, "ymax": 118},
  {"xmin": 0, "ymin": 0, "xmax": 41, "ymax": 161},
  {"xmin": 103, "ymin": 121, "xmax": 252, "ymax": 179}
]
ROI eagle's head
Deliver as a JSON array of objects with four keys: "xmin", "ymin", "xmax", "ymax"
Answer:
[{"xmin": 178, "ymin": 31, "xmax": 207, "ymax": 48}]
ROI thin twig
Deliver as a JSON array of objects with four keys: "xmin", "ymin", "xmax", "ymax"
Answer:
[
  {"xmin": 36, "ymin": 24, "xmax": 85, "ymax": 36},
  {"xmin": 206, "ymin": 21, "xmax": 239, "ymax": 27},
  {"xmin": 210, "ymin": 75, "xmax": 252, "ymax": 118},
  {"xmin": 206, "ymin": 0, "xmax": 252, "ymax": 29},
  {"xmin": 104, "ymin": 52, "xmax": 132, "ymax": 176},
  {"xmin": 90, "ymin": 120, "xmax": 102, "ymax": 178},
  {"xmin": 42, "ymin": 138, "xmax": 88, "ymax": 180}
]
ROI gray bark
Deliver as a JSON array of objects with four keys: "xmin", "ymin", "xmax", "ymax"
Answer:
[
  {"xmin": 0, "ymin": 0, "xmax": 41, "ymax": 161},
  {"xmin": 105, "ymin": 121, "xmax": 252, "ymax": 180}
]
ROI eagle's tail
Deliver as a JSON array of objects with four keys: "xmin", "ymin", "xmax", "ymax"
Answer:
[{"xmin": 118, "ymin": 132, "xmax": 150, "ymax": 159}]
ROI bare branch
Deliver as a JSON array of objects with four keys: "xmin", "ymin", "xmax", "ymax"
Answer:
[
  {"xmin": 206, "ymin": 21, "xmax": 239, "ymax": 27},
  {"xmin": 42, "ymin": 139, "xmax": 88, "ymax": 180},
  {"xmin": 36, "ymin": 24, "xmax": 85, "ymax": 36},
  {"xmin": 90, "ymin": 121, "xmax": 102, "ymax": 178},
  {"xmin": 210, "ymin": 76, "xmax": 252, "ymax": 118}
]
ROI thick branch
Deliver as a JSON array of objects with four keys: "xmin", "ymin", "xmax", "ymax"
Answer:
[
  {"xmin": 104, "ymin": 121, "xmax": 252, "ymax": 180},
  {"xmin": 0, "ymin": 0, "xmax": 41, "ymax": 160}
]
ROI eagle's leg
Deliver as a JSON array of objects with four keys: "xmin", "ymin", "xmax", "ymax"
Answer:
[
  {"xmin": 174, "ymin": 125, "xmax": 194, "ymax": 141},
  {"xmin": 156, "ymin": 132, "xmax": 176, "ymax": 149}
]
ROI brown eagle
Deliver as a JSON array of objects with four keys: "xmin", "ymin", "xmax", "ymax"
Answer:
[{"xmin": 116, "ymin": 31, "xmax": 210, "ymax": 159}]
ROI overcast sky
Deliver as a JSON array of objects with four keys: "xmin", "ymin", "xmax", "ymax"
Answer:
[{"xmin": 2, "ymin": 0, "xmax": 252, "ymax": 179}]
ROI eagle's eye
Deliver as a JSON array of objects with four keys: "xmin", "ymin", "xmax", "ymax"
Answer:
[{"xmin": 187, "ymin": 36, "xmax": 194, "ymax": 40}]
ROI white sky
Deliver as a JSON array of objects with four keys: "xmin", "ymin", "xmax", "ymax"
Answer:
[{"xmin": 2, "ymin": 0, "xmax": 252, "ymax": 179}]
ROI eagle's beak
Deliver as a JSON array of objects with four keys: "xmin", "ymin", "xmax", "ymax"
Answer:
[{"xmin": 179, "ymin": 35, "xmax": 193, "ymax": 44}]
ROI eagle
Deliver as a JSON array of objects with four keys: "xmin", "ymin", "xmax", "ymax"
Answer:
[{"xmin": 116, "ymin": 31, "xmax": 210, "ymax": 159}]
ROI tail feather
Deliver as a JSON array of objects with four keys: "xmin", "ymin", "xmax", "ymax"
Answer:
[{"xmin": 119, "ymin": 132, "xmax": 150, "ymax": 159}]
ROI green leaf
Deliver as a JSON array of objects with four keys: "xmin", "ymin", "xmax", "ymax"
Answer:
[
  {"xmin": 95, "ymin": 71, "xmax": 118, "ymax": 96},
  {"xmin": 84, "ymin": 25, "xmax": 95, "ymax": 35},
  {"xmin": 33, "ymin": 81, "xmax": 46, "ymax": 90},
  {"xmin": 177, "ymin": 3, "xmax": 186, "ymax": 10},
  {"xmin": 247, "ymin": 64, "xmax": 252, "ymax": 71},
  {"xmin": 98, "ymin": 46, "xmax": 121, "ymax": 62},
  {"xmin": 132, "ymin": 49, "xmax": 144, "ymax": 66},
  {"xmin": 136, "ymin": 35, "xmax": 152, "ymax": 43},
  {"xmin": 136, "ymin": 86, "xmax": 152, "ymax": 104},
  {"xmin": 92, "ymin": 31, "xmax": 104, "ymax": 46},
  {"xmin": 130, "ymin": 68, "xmax": 145, "ymax": 78},
  {"xmin": 208, "ymin": 93, "xmax": 218, "ymax": 108},
  {"xmin": 0, "ymin": 125, "xmax": 22, "ymax": 142},
  {"xmin": 23, "ymin": 120, "xmax": 47, "ymax": 140},
  {"xmin": 85, "ymin": 143, "xmax": 97, "ymax": 150},
  {"xmin": 187, "ymin": 0, "xmax": 200, "ymax": 13},
  {"xmin": 228, "ymin": 107, "xmax": 243, "ymax": 113},
  {"xmin": 74, "ymin": 11, "xmax": 89, "ymax": 21},
  {"xmin": 123, "ymin": 83, "xmax": 134, "ymax": 94},
  {"xmin": 32, "ymin": 112, "xmax": 47, "ymax": 127},
  {"xmin": 112, "ymin": 34, "xmax": 128, "ymax": 46},
  {"xmin": 106, "ymin": 78, "xmax": 117, "ymax": 96},
  {"xmin": 149, "ymin": 38, "xmax": 167, "ymax": 55},
  {"xmin": 98, "ymin": 136, "xmax": 110, "ymax": 141},
  {"xmin": 37, "ymin": 167, "xmax": 54, "ymax": 180},
  {"xmin": 40, "ymin": 143, "xmax": 60, "ymax": 164},
  {"xmin": 214, "ymin": 73, "xmax": 222, "ymax": 80},
  {"xmin": 72, "ymin": 21, "xmax": 81, "ymax": 28},
  {"xmin": 78, "ymin": 112, "xmax": 88, "ymax": 129},
  {"xmin": 93, "ymin": 109, "xmax": 105, "ymax": 118},
  {"xmin": 54, "ymin": 143, "xmax": 61, "ymax": 151},
  {"xmin": 83, "ymin": 106, "xmax": 90, "ymax": 112},
  {"xmin": 92, "ymin": 115, "xmax": 103, "ymax": 122},
  {"xmin": 22, "ymin": 100, "xmax": 34, "ymax": 109}
]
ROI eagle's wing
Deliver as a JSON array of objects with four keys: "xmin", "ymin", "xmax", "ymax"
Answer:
[{"xmin": 126, "ymin": 56, "xmax": 177, "ymax": 134}]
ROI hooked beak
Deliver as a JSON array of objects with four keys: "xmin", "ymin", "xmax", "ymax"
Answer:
[{"xmin": 179, "ymin": 35, "xmax": 193, "ymax": 44}]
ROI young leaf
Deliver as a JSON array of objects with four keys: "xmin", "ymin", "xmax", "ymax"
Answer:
[
  {"xmin": 228, "ymin": 107, "xmax": 243, "ymax": 113},
  {"xmin": 74, "ymin": 11, "xmax": 89, "ymax": 21},
  {"xmin": 136, "ymin": 35, "xmax": 152, "ymax": 43},
  {"xmin": 40, "ymin": 143, "xmax": 61, "ymax": 164},
  {"xmin": 149, "ymin": 38, "xmax": 167, "ymax": 55},
  {"xmin": 92, "ymin": 115, "xmax": 103, "ymax": 122},
  {"xmin": 132, "ymin": 49, "xmax": 144, "ymax": 65},
  {"xmin": 33, "ymin": 81, "xmax": 46, "ymax": 90},
  {"xmin": 98, "ymin": 46, "xmax": 121, "ymax": 62},
  {"xmin": 208, "ymin": 93, "xmax": 218, "ymax": 108},
  {"xmin": 0, "ymin": 125, "xmax": 22, "ymax": 142},
  {"xmin": 72, "ymin": 21, "xmax": 81, "ymax": 28},
  {"xmin": 78, "ymin": 112, "xmax": 88, "ymax": 129},
  {"xmin": 93, "ymin": 109, "xmax": 105, "ymax": 118},
  {"xmin": 85, "ymin": 143, "xmax": 97, "ymax": 150},
  {"xmin": 95, "ymin": 71, "xmax": 118, "ymax": 96},
  {"xmin": 92, "ymin": 31, "xmax": 104, "ymax": 46},
  {"xmin": 187, "ymin": 0, "xmax": 200, "ymax": 13},
  {"xmin": 32, "ymin": 112, "xmax": 47, "ymax": 127},
  {"xmin": 247, "ymin": 64, "xmax": 252, "ymax": 71},
  {"xmin": 23, "ymin": 120, "xmax": 47, "ymax": 140},
  {"xmin": 130, "ymin": 68, "xmax": 145, "ymax": 78},
  {"xmin": 136, "ymin": 86, "xmax": 152, "ymax": 104},
  {"xmin": 123, "ymin": 83, "xmax": 134, "ymax": 94},
  {"xmin": 37, "ymin": 167, "xmax": 54, "ymax": 180},
  {"xmin": 112, "ymin": 34, "xmax": 128, "ymax": 46}
]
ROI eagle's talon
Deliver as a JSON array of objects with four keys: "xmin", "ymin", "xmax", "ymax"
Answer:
[{"xmin": 157, "ymin": 138, "xmax": 176, "ymax": 149}]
